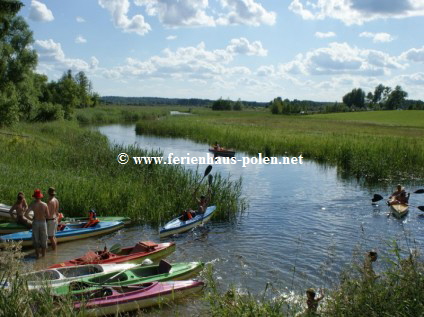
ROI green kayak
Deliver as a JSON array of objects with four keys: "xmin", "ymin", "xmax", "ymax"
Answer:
[
  {"xmin": 0, "ymin": 216, "xmax": 131, "ymax": 235},
  {"xmin": 53, "ymin": 260, "xmax": 203, "ymax": 296}
]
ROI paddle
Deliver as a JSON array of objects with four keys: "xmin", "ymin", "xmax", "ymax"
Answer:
[
  {"xmin": 194, "ymin": 165, "xmax": 213, "ymax": 194},
  {"xmin": 372, "ymin": 189, "xmax": 424, "ymax": 203},
  {"xmin": 414, "ymin": 189, "xmax": 424, "ymax": 194},
  {"xmin": 200, "ymin": 174, "xmax": 213, "ymax": 225}
]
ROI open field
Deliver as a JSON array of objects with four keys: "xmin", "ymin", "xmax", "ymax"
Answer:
[
  {"xmin": 135, "ymin": 108, "xmax": 424, "ymax": 182},
  {"xmin": 0, "ymin": 120, "xmax": 242, "ymax": 224}
]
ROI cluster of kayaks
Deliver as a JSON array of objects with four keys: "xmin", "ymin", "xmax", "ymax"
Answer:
[{"xmin": 0, "ymin": 204, "xmax": 219, "ymax": 315}]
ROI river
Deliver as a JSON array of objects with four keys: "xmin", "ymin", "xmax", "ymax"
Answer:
[{"xmin": 28, "ymin": 123, "xmax": 424, "ymax": 313}]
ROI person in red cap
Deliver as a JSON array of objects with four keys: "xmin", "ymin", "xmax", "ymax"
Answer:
[{"xmin": 28, "ymin": 189, "xmax": 49, "ymax": 258}]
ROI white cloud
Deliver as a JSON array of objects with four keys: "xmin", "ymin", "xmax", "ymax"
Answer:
[
  {"xmin": 315, "ymin": 32, "xmax": 336, "ymax": 38},
  {"xmin": 35, "ymin": 39, "xmax": 92, "ymax": 72},
  {"xmin": 256, "ymin": 65, "xmax": 276, "ymax": 77},
  {"xmin": 29, "ymin": 0, "xmax": 54, "ymax": 22},
  {"xmin": 226, "ymin": 37, "xmax": 267, "ymax": 56},
  {"xmin": 76, "ymin": 16, "xmax": 85, "ymax": 23},
  {"xmin": 216, "ymin": 0, "xmax": 277, "ymax": 26},
  {"xmin": 98, "ymin": 0, "xmax": 151, "ymax": 36},
  {"xmin": 280, "ymin": 42, "xmax": 404, "ymax": 76},
  {"xmin": 75, "ymin": 35, "xmax": 87, "ymax": 44},
  {"xmin": 359, "ymin": 32, "xmax": 394, "ymax": 43},
  {"xmin": 166, "ymin": 35, "xmax": 177, "ymax": 40},
  {"xmin": 400, "ymin": 47, "xmax": 424, "ymax": 62},
  {"xmin": 289, "ymin": 0, "xmax": 424, "ymax": 25},
  {"xmin": 399, "ymin": 72, "xmax": 424, "ymax": 85}
]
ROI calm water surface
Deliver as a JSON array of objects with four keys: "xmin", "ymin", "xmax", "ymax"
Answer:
[{"xmin": 29, "ymin": 124, "xmax": 424, "ymax": 313}]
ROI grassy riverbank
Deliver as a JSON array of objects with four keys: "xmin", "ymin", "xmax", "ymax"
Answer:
[
  {"xmin": 135, "ymin": 109, "xmax": 424, "ymax": 182},
  {"xmin": 0, "ymin": 120, "xmax": 242, "ymax": 223},
  {"xmin": 204, "ymin": 245, "xmax": 424, "ymax": 316}
]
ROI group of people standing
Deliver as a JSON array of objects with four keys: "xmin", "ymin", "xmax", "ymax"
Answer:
[{"xmin": 9, "ymin": 187, "xmax": 59, "ymax": 258}]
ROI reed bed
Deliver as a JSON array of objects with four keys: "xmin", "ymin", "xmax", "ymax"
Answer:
[
  {"xmin": 0, "ymin": 121, "xmax": 243, "ymax": 224},
  {"xmin": 135, "ymin": 110, "xmax": 424, "ymax": 182}
]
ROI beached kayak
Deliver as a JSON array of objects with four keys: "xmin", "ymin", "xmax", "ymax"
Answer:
[
  {"xmin": 159, "ymin": 206, "xmax": 217, "ymax": 238},
  {"xmin": 71, "ymin": 281, "xmax": 204, "ymax": 316},
  {"xmin": 54, "ymin": 260, "xmax": 204, "ymax": 296},
  {"xmin": 2, "ymin": 263, "xmax": 137, "ymax": 290},
  {"xmin": 0, "ymin": 216, "xmax": 131, "ymax": 235},
  {"xmin": 208, "ymin": 148, "xmax": 236, "ymax": 157},
  {"xmin": 0, "ymin": 221, "xmax": 124, "ymax": 248},
  {"xmin": 49, "ymin": 241, "xmax": 176, "ymax": 268}
]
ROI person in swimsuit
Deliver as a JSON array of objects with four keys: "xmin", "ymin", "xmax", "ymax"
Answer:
[
  {"xmin": 83, "ymin": 209, "xmax": 99, "ymax": 228},
  {"xmin": 46, "ymin": 187, "xmax": 59, "ymax": 251},
  {"xmin": 28, "ymin": 189, "xmax": 49, "ymax": 259},
  {"xmin": 306, "ymin": 288, "xmax": 324, "ymax": 314},
  {"xmin": 389, "ymin": 184, "xmax": 407, "ymax": 205},
  {"xmin": 9, "ymin": 192, "xmax": 32, "ymax": 229}
]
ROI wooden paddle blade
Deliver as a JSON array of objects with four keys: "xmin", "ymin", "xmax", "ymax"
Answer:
[
  {"xmin": 418, "ymin": 206, "xmax": 424, "ymax": 211},
  {"xmin": 208, "ymin": 174, "xmax": 213, "ymax": 185},
  {"xmin": 371, "ymin": 194, "xmax": 384, "ymax": 202},
  {"xmin": 204, "ymin": 165, "xmax": 213, "ymax": 177},
  {"xmin": 414, "ymin": 189, "xmax": 424, "ymax": 194}
]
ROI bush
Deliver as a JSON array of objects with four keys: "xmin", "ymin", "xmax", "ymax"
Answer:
[{"xmin": 33, "ymin": 103, "xmax": 64, "ymax": 122}]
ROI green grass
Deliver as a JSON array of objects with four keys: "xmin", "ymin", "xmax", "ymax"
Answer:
[
  {"xmin": 135, "ymin": 109, "xmax": 424, "ymax": 182},
  {"xmin": 0, "ymin": 120, "xmax": 243, "ymax": 224}
]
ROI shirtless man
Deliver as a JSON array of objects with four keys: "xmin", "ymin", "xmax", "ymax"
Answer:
[
  {"xmin": 46, "ymin": 187, "xmax": 59, "ymax": 251},
  {"xmin": 29, "ymin": 189, "xmax": 49, "ymax": 258},
  {"xmin": 9, "ymin": 192, "xmax": 32, "ymax": 229},
  {"xmin": 389, "ymin": 184, "xmax": 406, "ymax": 205}
]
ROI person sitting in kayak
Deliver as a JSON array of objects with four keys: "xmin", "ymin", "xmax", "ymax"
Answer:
[
  {"xmin": 9, "ymin": 192, "xmax": 32, "ymax": 229},
  {"xmin": 389, "ymin": 184, "xmax": 408, "ymax": 205},
  {"xmin": 193, "ymin": 187, "xmax": 211, "ymax": 215},
  {"xmin": 83, "ymin": 209, "xmax": 99, "ymax": 228},
  {"xmin": 213, "ymin": 141, "xmax": 221, "ymax": 151},
  {"xmin": 56, "ymin": 212, "xmax": 66, "ymax": 231},
  {"xmin": 180, "ymin": 209, "xmax": 194, "ymax": 221}
]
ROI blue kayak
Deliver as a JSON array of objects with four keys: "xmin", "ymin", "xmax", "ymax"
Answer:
[
  {"xmin": 0, "ymin": 221, "xmax": 124, "ymax": 248},
  {"xmin": 159, "ymin": 206, "xmax": 217, "ymax": 238}
]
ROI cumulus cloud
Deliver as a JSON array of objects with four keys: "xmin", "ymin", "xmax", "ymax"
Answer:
[
  {"xmin": 29, "ymin": 0, "xmax": 54, "ymax": 22},
  {"xmin": 359, "ymin": 32, "xmax": 394, "ymax": 43},
  {"xmin": 315, "ymin": 32, "xmax": 336, "ymax": 38},
  {"xmin": 75, "ymin": 35, "xmax": 87, "ymax": 44},
  {"xmin": 399, "ymin": 72, "xmax": 424, "ymax": 85},
  {"xmin": 76, "ymin": 16, "xmax": 85, "ymax": 23},
  {"xmin": 106, "ymin": 38, "xmax": 266, "ymax": 81},
  {"xmin": 289, "ymin": 0, "xmax": 424, "ymax": 25},
  {"xmin": 216, "ymin": 0, "xmax": 277, "ymax": 26},
  {"xmin": 98, "ymin": 0, "xmax": 151, "ymax": 36},
  {"xmin": 35, "ymin": 39, "xmax": 93, "ymax": 72},
  {"xmin": 166, "ymin": 35, "xmax": 177, "ymax": 40},
  {"xmin": 400, "ymin": 47, "xmax": 424, "ymax": 62},
  {"xmin": 280, "ymin": 42, "xmax": 404, "ymax": 76}
]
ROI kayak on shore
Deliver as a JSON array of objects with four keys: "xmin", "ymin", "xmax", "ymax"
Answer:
[
  {"xmin": 49, "ymin": 241, "xmax": 176, "ymax": 268},
  {"xmin": 0, "ymin": 221, "xmax": 124, "ymax": 248}
]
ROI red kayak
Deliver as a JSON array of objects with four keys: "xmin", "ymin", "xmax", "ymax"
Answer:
[
  {"xmin": 49, "ymin": 241, "xmax": 175, "ymax": 268},
  {"xmin": 72, "ymin": 280, "xmax": 204, "ymax": 316}
]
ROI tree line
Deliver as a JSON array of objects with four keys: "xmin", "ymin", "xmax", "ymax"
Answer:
[{"xmin": 0, "ymin": 1, "xmax": 99, "ymax": 127}]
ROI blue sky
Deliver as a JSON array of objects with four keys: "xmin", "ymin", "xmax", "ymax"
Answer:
[{"xmin": 21, "ymin": 0, "xmax": 424, "ymax": 102}]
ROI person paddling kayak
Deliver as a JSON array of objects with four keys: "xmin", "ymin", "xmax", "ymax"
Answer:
[{"xmin": 388, "ymin": 184, "xmax": 409, "ymax": 205}]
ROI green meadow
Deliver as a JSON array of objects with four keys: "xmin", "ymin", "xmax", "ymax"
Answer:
[
  {"xmin": 135, "ymin": 109, "xmax": 424, "ymax": 182},
  {"xmin": 0, "ymin": 119, "xmax": 242, "ymax": 224}
]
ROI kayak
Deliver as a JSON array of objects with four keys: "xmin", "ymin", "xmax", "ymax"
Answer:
[
  {"xmin": 0, "ymin": 216, "xmax": 131, "ymax": 235},
  {"xmin": 159, "ymin": 206, "xmax": 217, "ymax": 238},
  {"xmin": 54, "ymin": 260, "xmax": 204, "ymax": 296},
  {"xmin": 62, "ymin": 216, "xmax": 131, "ymax": 226},
  {"xmin": 49, "ymin": 241, "xmax": 176, "ymax": 268},
  {"xmin": 71, "ymin": 280, "xmax": 204, "ymax": 316},
  {"xmin": 0, "ymin": 203, "xmax": 33, "ymax": 220},
  {"xmin": 0, "ymin": 221, "xmax": 124, "ymax": 248},
  {"xmin": 2, "ymin": 263, "xmax": 137, "ymax": 290},
  {"xmin": 390, "ymin": 203, "xmax": 409, "ymax": 218},
  {"xmin": 208, "ymin": 148, "xmax": 235, "ymax": 157}
]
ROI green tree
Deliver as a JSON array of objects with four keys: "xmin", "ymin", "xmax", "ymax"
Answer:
[
  {"xmin": 233, "ymin": 99, "xmax": 243, "ymax": 111},
  {"xmin": 270, "ymin": 97, "xmax": 282, "ymax": 114},
  {"xmin": 385, "ymin": 86, "xmax": 408, "ymax": 110},
  {"xmin": 342, "ymin": 88, "xmax": 365, "ymax": 108},
  {"xmin": 212, "ymin": 98, "xmax": 232, "ymax": 110},
  {"xmin": 56, "ymin": 70, "xmax": 79, "ymax": 119},
  {"xmin": 75, "ymin": 71, "xmax": 92, "ymax": 108}
]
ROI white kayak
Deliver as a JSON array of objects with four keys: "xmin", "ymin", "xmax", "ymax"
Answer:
[
  {"xmin": 2, "ymin": 263, "xmax": 138, "ymax": 290},
  {"xmin": 159, "ymin": 206, "xmax": 217, "ymax": 238},
  {"xmin": 0, "ymin": 203, "xmax": 34, "ymax": 220}
]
